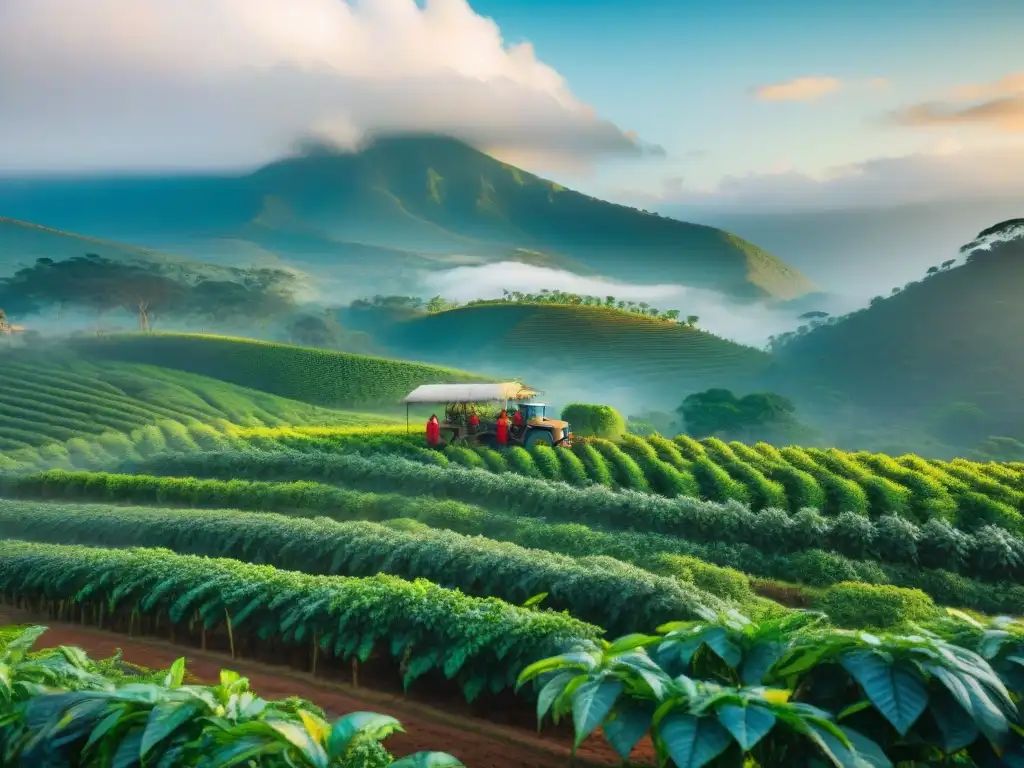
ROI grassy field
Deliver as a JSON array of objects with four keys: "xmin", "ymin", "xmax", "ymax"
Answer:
[
  {"xmin": 385, "ymin": 303, "xmax": 772, "ymax": 393},
  {"xmin": 2, "ymin": 337, "xmax": 1023, "ymax": 764},
  {"xmin": 71, "ymin": 332, "xmax": 493, "ymax": 408}
]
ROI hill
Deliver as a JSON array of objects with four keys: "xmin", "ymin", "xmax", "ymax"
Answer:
[
  {"xmin": 381, "ymin": 302, "xmax": 773, "ymax": 406},
  {"xmin": 0, "ymin": 134, "xmax": 814, "ymax": 302},
  {"xmin": 0, "ymin": 348, "xmax": 392, "ymax": 459},
  {"xmin": 773, "ymin": 222, "xmax": 1024, "ymax": 440},
  {"xmin": 70, "ymin": 332, "xmax": 493, "ymax": 408},
  {"xmin": 0, "ymin": 217, "xmax": 254, "ymax": 278}
]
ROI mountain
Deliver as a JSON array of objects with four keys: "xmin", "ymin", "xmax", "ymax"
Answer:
[
  {"xmin": 682, "ymin": 197, "xmax": 1024, "ymax": 300},
  {"xmin": 0, "ymin": 134, "xmax": 814, "ymax": 302},
  {"xmin": 771, "ymin": 221, "xmax": 1024, "ymax": 441},
  {"xmin": 373, "ymin": 302, "xmax": 773, "ymax": 409}
]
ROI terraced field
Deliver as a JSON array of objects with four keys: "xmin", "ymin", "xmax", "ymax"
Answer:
[
  {"xmin": 72, "ymin": 332, "xmax": 493, "ymax": 408},
  {"xmin": 386, "ymin": 304, "xmax": 772, "ymax": 388}
]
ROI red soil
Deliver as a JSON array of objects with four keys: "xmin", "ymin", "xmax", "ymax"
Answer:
[{"xmin": 1, "ymin": 607, "xmax": 655, "ymax": 768}]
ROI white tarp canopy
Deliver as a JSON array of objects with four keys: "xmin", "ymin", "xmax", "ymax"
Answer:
[{"xmin": 402, "ymin": 382, "xmax": 537, "ymax": 404}]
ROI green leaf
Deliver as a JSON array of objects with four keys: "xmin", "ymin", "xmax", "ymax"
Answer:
[
  {"xmin": 265, "ymin": 718, "xmax": 329, "ymax": 768},
  {"xmin": 656, "ymin": 713, "xmax": 731, "ymax": 768},
  {"xmin": 701, "ymin": 628, "xmax": 742, "ymax": 669},
  {"xmin": 571, "ymin": 679, "xmax": 623, "ymax": 747},
  {"xmin": 516, "ymin": 651, "xmax": 596, "ymax": 688},
  {"xmin": 327, "ymin": 712, "xmax": 403, "ymax": 758},
  {"xmin": 606, "ymin": 634, "xmax": 659, "ymax": 656},
  {"xmin": 740, "ymin": 642, "xmax": 783, "ymax": 686},
  {"xmin": 839, "ymin": 652, "xmax": 927, "ymax": 736},
  {"xmin": 140, "ymin": 701, "xmax": 202, "ymax": 758},
  {"xmin": 716, "ymin": 704, "xmax": 776, "ymax": 751},
  {"xmin": 522, "ymin": 592, "xmax": 548, "ymax": 608},
  {"xmin": 390, "ymin": 752, "xmax": 466, "ymax": 768},
  {"xmin": 163, "ymin": 658, "xmax": 186, "ymax": 690},
  {"xmin": 111, "ymin": 725, "xmax": 145, "ymax": 768},
  {"xmin": 4, "ymin": 626, "xmax": 48, "ymax": 657},
  {"xmin": 602, "ymin": 701, "xmax": 654, "ymax": 761},
  {"xmin": 207, "ymin": 733, "xmax": 285, "ymax": 767},
  {"xmin": 929, "ymin": 685, "xmax": 980, "ymax": 752},
  {"xmin": 536, "ymin": 672, "xmax": 575, "ymax": 724},
  {"xmin": 838, "ymin": 727, "xmax": 892, "ymax": 768}
]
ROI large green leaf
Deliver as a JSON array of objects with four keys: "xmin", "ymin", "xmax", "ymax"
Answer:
[
  {"xmin": 327, "ymin": 712, "xmax": 403, "ymax": 758},
  {"xmin": 535, "ymin": 671, "xmax": 575, "ymax": 723},
  {"xmin": 601, "ymin": 700, "xmax": 654, "ymax": 760},
  {"xmin": 700, "ymin": 628, "xmax": 742, "ymax": 669},
  {"xmin": 571, "ymin": 679, "xmax": 623, "ymax": 746},
  {"xmin": 715, "ymin": 704, "xmax": 776, "ymax": 751},
  {"xmin": 207, "ymin": 733, "xmax": 286, "ymax": 767},
  {"xmin": 741, "ymin": 642, "xmax": 783, "ymax": 686},
  {"xmin": 839, "ymin": 652, "xmax": 927, "ymax": 736},
  {"xmin": 928, "ymin": 686, "xmax": 980, "ymax": 752},
  {"xmin": 656, "ymin": 714, "xmax": 731, "ymax": 768},
  {"xmin": 265, "ymin": 718, "xmax": 330, "ymax": 768},
  {"xmin": 390, "ymin": 752, "xmax": 465, "ymax": 768},
  {"xmin": 140, "ymin": 700, "xmax": 203, "ymax": 759}
]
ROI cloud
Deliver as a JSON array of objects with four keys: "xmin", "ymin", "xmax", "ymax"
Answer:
[
  {"xmin": 889, "ymin": 71, "xmax": 1024, "ymax": 133},
  {"xmin": 0, "ymin": 0, "xmax": 659, "ymax": 173},
  {"xmin": 752, "ymin": 76, "xmax": 841, "ymax": 102},
  {"xmin": 614, "ymin": 143, "xmax": 1024, "ymax": 213},
  {"xmin": 424, "ymin": 261, "xmax": 799, "ymax": 347}
]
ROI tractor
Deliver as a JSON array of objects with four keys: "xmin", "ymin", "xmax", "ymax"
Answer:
[{"xmin": 402, "ymin": 382, "xmax": 573, "ymax": 448}]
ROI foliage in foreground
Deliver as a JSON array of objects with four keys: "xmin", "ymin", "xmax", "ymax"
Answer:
[
  {"xmin": 518, "ymin": 607, "xmax": 1024, "ymax": 767},
  {"xmin": 0, "ymin": 625, "xmax": 463, "ymax": 767},
  {"xmin": 0, "ymin": 539, "xmax": 598, "ymax": 702}
]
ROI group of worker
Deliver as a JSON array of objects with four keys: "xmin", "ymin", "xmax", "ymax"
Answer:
[{"xmin": 425, "ymin": 407, "xmax": 524, "ymax": 448}]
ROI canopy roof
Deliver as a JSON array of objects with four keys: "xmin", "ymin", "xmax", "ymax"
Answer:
[{"xmin": 402, "ymin": 382, "xmax": 537, "ymax": 404}]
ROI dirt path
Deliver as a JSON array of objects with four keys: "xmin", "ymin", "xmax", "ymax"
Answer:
[{"xmin": 2, "ymin": 608, "xmax": 655, "ymax": 768}]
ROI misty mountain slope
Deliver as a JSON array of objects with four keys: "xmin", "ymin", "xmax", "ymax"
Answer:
[
  {"xmin": 71, "ymin": 332, "xmax": 492, "ymax": 409},
  {"xmin": 0, "ymin": 217, "xmax": 233, "ymax": 276},
  {"xmin": 0, "ymin": 135, "xmax": 814, "ymax": 302},
  {"xmin": 773, "ymin": 223, "xmax": 1024, "ymax": 433},
  {"xmin": 693, "ymin": 197, "xmax": 1024, "ymax": 299},
  {"xmin": 380, "ymin": 303, "xmax": 773, "ymax": 406}
]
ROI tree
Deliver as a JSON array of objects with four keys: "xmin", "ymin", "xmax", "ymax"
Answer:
[
  {"xmin": 686, "ymin": 315, "xmax": 699, "ymax": 326},
  {"xmin": 677, "ymin": 388, "xmax": 801, "ymax": 440},
  {"xmin": 798, "ymin": 311, "xmax": 829, "ymax": 320},
  {"xmin": 941, "ymin": 258, "xmax": 956, "ymax": 269},
  {"xmin": 926, "ymin": 266, "xmax": 939, "ymax": 275},
  {"xmin": 663, "ymin": 309, "xmax": 680, "ymax": 321}
]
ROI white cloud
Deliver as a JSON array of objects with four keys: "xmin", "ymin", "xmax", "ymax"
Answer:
[
  {"xmin": 0, "ymin": 0, "xmax": 657, "ymax": 173},
  {"xmin": 753, "ymin": 76, "xmax": 841, "ymax": 102},
  {"xmin": 613, "ymin": 143, "xmax": 1024, "ymax": 213},
  {"xmin": 424, "ymin": 261, "xmax": 800, "ymax": 347}
]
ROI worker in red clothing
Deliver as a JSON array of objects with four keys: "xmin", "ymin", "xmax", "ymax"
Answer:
[
  {"xmin": 495, "ymin": 409, "xmax": 509, "ymax": 447},
  {"xmin": 468, "ymin": 410, "xmax": 480, "ymax": 435},
  {"xmin": 511, "ymin": 406, "xmax": 524, "ymax": 438},
  {"xmin": 426, "ymin": 414, "xmax": 441, "ymax": 448}
]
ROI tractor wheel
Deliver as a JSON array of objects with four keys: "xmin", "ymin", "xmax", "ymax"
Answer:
[{"xmin": 524, "ymin": 429, "xmax": 554, "ymax": 449}]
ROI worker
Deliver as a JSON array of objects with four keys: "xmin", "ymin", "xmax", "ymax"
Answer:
[
  {"xmin": 511, "ymin": 406, "xmax": 524, "ymax": 438},
  {"xmin": 468, "ymin": 410, "xmax": 480, "ymax": 435},
  {"xmin": 426, "ymin": 414, "xmax": 441, "ymax": 448},
  {"xmin": 496, "ymin": 409, "xmax": 509, "ymax": 447}
]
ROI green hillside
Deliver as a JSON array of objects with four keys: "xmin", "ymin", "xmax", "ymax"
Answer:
[
  {"xmin": 383, "ymin": 303, "xmax": 772, "ymax": 402},
  {"xmin": 71, "ymin": 332, "xmax": 493, "ymax": 408},
  {"xmin": 0, "ymin": 350, "xmax": 390, "ymax": 460},
  {"xmin": 0, "ymin": 135, "xmax": 815, "ymax": 302},
  {"xmin": 774, "ymin": 224, "xmax": 1024, "ymax": 438}
]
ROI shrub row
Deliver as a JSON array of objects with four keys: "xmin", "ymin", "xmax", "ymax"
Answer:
[
  {"xmin": 0, "ymin": 499, "xmax": 727, "ymax": 635},
  {"xmin": 3, "ymin": 465, "xmax": 1022, "ymax": 613},
  {"xmin": 0, "ymin": 538, "xmax": 596, "ymax": 701},
  {"xmin": 93, "ymin": 451, "xmax": 1024, "ymax": 582}
]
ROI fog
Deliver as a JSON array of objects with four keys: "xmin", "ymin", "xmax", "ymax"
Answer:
[{"xmin": 423, "ymin": 261, "xmax": 806, "ymax": 348}]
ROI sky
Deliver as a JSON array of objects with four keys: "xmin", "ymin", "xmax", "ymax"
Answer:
[{"xmin": 1, "ymin": 0, "xmax": 1023, "ymax": 211}]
